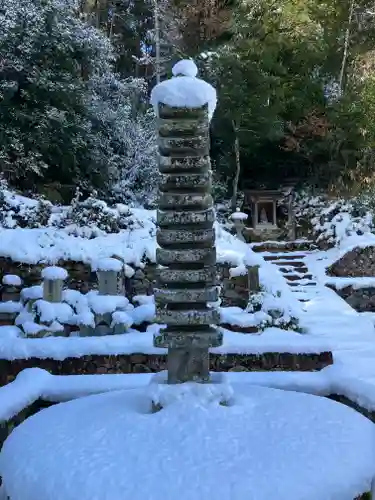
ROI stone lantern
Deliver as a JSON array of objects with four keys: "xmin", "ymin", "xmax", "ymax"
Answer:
[
  {"xmin": 230, "ymin": 208, "xmax": 248, "ymax": 242},
  {"xmin": 151, "ymin": 59, "xmax": 222, "ymax": 384}
]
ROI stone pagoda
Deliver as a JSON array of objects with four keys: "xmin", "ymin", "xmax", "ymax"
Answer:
[{"xmin": 151, "ymin": 59, "xmax": 222, "ymax": 384}]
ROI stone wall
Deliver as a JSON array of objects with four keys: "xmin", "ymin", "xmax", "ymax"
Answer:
[
  {"xmin": 0, "ymin": 257, "xmax": 95, "ymax": 292},
  {"xmin": 0, "ymin": 259, "xmax": 249, "ymax": 309},
  {"xmin": 327, "ymin": 284, "xmax": 375, "ymax": 312},
  {"xmin": 0, "ymin": 351, "xmax": 333, "ymax": 386},
  {"xmin": 327, "ymin": 246, "xmax": 375, "ymax": 277}
]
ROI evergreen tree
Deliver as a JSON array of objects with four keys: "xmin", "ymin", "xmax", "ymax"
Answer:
[{"xmin": 0, "ymin": 0, "xmax": 158, "ymax": 201}]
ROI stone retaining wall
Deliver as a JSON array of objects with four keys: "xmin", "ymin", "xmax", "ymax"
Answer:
[
  {"xmin": 0, "ymin": 259, "xmax": 251, "ymax": 309},
  {"xmin": 327, "ymin": 246, "xmax": 375, "ymax": 277},
  {"xmin": 0, "ymin": 351, "xmax": 333, "ymax": 386},
  {"xmin": 326, "ymin": 284, "xmax": 375, "ymax": 312}
]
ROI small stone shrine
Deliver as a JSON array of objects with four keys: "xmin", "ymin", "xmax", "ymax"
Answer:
[
  {"xmin": 244, "ymin": 189, "xmax": 282, "ymax": 239},
  {"xmin": 151, "ymin": 59, "xmax": 222, "ymax": 384}
]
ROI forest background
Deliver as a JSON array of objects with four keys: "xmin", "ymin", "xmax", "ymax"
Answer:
[{"xmin": 1, "ymin": 0, "xmax": 375, "ymax": 207}]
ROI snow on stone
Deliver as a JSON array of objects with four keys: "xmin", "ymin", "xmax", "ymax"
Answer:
[
  {"xmin": 33, "ymin": 300, "xmax": 73, "ymax": 324},
  {"xmin": 2, "ymin": 274, "xmax": 22, "ymax": 286},
  {"xmin": 2, "ymin": 365, "xmax": 375, "ymax": 421},
  {"xmin": 62, "ymin": 289, "xmax": 89, "ymax": 314},
  {"xmin": 21, "ymin": 322, "xmax": 45, "ymax": 337},
  {"xmin": 0, "ymin": 367, "xmax": 52, "ymax": 422},
  {"xmin": 172, "ymin": 59, "xmax": 198, "ymax": 78},
  {"xmin": 133, "ymin": 294, "xmax": 154, "ymax": 306},
  {"xmin": 150, "ymin": 59, "xmax": 217, "ymax": 120},
  {"xmin": 215, "ymin": 223, "xmax": 263, "ymax": 271},
  {"xmin": 91, "ymin": 257, "xmax": 123, "ymax": 272},
  {"xmin": 110, "ymin": 311, "xmax": 133, "ymax": 329},
  {"xmin": 72, "ymin": 311, "xmax": 95, "ymax": 328},
  {"xmin": 130, "ymin": 303, "xmax": 156, "ymax": 325},
  {"xmin": 41, "ymin": 266, "xmax": 68, "ymax": 281},
  {"xmin": 0, "ymin": 323, "xmax": 335, "ymax": 361},
  {"xmin": 86, "ymin": 292, "xmax": 129, "ymax": 315},
  {"xmin": 325, "ymin": 276, "xmax": 375, "ymax": 290},
  {"xmin": 215, "ymin": 327, "xmax": 331, "ymax": 354},
  {"xmin": 220, "ymin": 306, "xmax": 263, "ymax": 328},
  {"xmin": 0, "ymin": 326, "xmax": 22, "ymax": 340},
  {"xmin": 0, "ymin": 301, "xmax": 23, "ymax": 314},
  {"xmin": 1, "ymin": 384, "xmax": 375, "ymax": 500},
  {"xmin": 124, "ymin": 264, "xmax": 135, "ymax": 278},
  {"xmin": 48, "ymin": 321, "xmax": 64, "ymax": 333},
  {"xmin": 20, "ymin": 285, "xmax": 43, "ymax": 302},
  {"xmin": 15, "ymin": 310, "xmax": 34, "ymax": 326},
  {"xmin": 230, "ymin": 209, "xmax": 248, "ymax": 221}
]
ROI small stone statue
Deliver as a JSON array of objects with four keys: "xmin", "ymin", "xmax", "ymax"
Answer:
[{"xmin": 260, "ymin": 207, "xmax": 269, "ymax": 224}]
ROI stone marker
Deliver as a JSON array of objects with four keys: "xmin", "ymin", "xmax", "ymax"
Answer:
[
  {"xmin": 95, "ymin": 258, "xmax": 123, "ymax": 296},
  {"xmin": 42, "ymin": 266, "xmax": 67, "ymax": 303},
  {"xmin": 151, "ymin": 60, "xmax": 222, "ymax": 384}
]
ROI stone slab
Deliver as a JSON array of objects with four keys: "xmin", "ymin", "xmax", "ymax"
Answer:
[
  {"xmin": 157, "ymin": 267, "xmax": 217, "ymax": 285},
  {"xmin": 157, "ymin": 117, "xmax": 208, "ymax": 137},
  {"xmin": 157, "ymin": 208, "xmax": 215, "ymax": 227},
  {"xmin": 156, "ymin": 247, "xmax": 216, "ymax": 266},
  {"xmin": 154, "ymin": 328, "xmax": 222, "ymax": 349},
  {"xmin": 158, "ymin": 155, "xmax": 210, "ymax": 173},
  {"xmin": 157, "ymin": 228, "xmax": 215, "ymax": 246},
  {"xmin": 156, "ymin": 308, "xmax": 219, "ymax": 326},
  {"xmin": 159, "ymin": 172, "xmax": 212, "ymax": 191},
  {"xmin": 158, "ymin": 135, "xmax": 209, "ymax": 152},
  {"xmin": 158, "ymin": 103, "xmax": 208, "ymax": 120},
  {"xmin": 158, "ymin": 192, "xmax": 213, "ymax": 210},
  {"xmin": 154, "ymin": 286, "xmax": 219, "ymax": 304}
]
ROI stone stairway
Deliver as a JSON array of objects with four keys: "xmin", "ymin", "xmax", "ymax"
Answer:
[
  {"xmin": 252, "ymin": 241, "xmax": 318, "ymax": 303},
  {"xmin": 215, "ymin": 239, "xmax": 333, "ymax": 370}
]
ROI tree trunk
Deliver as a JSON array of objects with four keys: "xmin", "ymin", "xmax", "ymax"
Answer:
[
  {"xmin": 338, "ymin": 0, "xmax": 355, "ymax": 95},
  {"xmin": 154, "ymin": 0, "xmax": 161, "ymax": 84},
  {"xmin": 231, "ymin": 119, "xmax": 241, "ymax": 211}
]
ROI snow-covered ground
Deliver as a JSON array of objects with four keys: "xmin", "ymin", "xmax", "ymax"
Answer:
[
  {"xmin": 2, "ymin": 382, "xmax": 375, "ymax": 500},
  {"xmin": 2, "ymin": 190, "xmax": 375, "ymax": 423}
]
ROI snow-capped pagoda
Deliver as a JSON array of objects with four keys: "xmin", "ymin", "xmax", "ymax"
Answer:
[{"xmin": 151, "ymin": 59, "xmax": 222, "ymax": 383}]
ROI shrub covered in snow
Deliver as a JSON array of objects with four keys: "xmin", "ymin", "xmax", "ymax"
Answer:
[
  {"xmin": 0, "ymin": 190, "xmax": 52, "ymax": 229},
  {"xmin": 294, "ymin": 190, "xmax": 374, "ymax": 247},
  {"xmin": 0, "ymin": 186, "xmax": 148, "ymax": 238},
  {"xmin": 246, "ymin": 288, "xmax": 303, "ymax": 332},
  {"xmin": 56, "ymin": 190, "xmax": 143, "ymax": 237}
]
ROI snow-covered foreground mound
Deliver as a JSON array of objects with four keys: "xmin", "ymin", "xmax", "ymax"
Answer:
[{"xmin": 1, "ymin": 382, "xmax": 375, "ymax": 500}]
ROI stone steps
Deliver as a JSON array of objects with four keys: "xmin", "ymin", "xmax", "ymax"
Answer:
[
  {"xmin": 284, "ymin": 274, "xmax": 313, "ymax": 282},
  {"xmin": 263, "ymin": 254, "xmax": 307, "ymax": 261},
  {"xmin": 220, "ymin": 323, "xmax": 259, "ymax": 334},
  {"xmin": 252, "ymin": 241, "xmax": 315, "ymax": 253},
  {"xmin": 257, "ymin": 243, "xmax": 318, "ymax": 304}
]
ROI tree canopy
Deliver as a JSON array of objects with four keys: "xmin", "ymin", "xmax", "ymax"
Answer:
[{"xmin": 2, "ymin": 0, "xmax": 375, "ymax": 203}]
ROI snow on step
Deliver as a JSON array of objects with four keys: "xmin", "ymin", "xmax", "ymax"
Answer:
[{"xmin": 2, "ymin": 384, "xmax": 374, "ymax": 500}]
